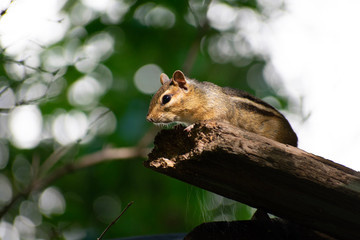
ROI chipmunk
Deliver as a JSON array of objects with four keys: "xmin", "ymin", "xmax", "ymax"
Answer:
[{"xmin": 147, "ymin": 70, "xmax": 298, "ymax": 147}]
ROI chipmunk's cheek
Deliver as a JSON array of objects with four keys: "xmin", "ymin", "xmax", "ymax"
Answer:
[
  {"xmin": 173, "ymin": 115, "xmax": 181, "ymax": 122},
  {"xmin": 162, "ymin": 113, "xmax": 178, "ymax": 123}
]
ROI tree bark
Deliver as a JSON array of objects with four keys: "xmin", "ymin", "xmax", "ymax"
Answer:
[{"xmin": 144, "ymin": 121, "xmax": 360, "ymax": 240}]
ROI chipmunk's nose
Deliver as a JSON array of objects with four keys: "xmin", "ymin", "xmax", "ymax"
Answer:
[{"xmin": 146, "ymin": 114, "xmax": 153, "ymax": 122}]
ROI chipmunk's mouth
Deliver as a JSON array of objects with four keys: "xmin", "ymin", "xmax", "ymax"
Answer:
[
  {"xmin": 146, "ymin": 116, "xmax": 172, "ymax": 124},
  {"xmin": 146, "ymin": 113, "xmax": 179, "ymax": 124}
]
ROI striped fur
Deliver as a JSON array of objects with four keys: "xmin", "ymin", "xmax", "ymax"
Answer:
[{"xmin": 147, "ymin": 71, "xmax": 298, "ymax": 147}]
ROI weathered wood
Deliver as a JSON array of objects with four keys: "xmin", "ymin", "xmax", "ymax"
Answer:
[{"xmin": 144, "ymin": 121, "xmax": 360, "ymax": 240}]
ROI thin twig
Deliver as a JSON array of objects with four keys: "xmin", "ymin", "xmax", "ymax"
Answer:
[
  {"xmin": 0, "ymin": 0, "xmax": 15, "ymax": 19},
  {"xmin": 97, "ymin": 201, "xmax": 134, "ymax": 240},
  {"xmin": 0, "ymin": 85, "xmax": 10, "ymax": 96},
  {"xmin": 4, "ymin": 58, "xmax": 52, "ymax": 73}
]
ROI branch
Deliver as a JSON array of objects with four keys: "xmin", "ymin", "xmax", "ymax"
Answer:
[
  {"xmin": 0, "ymin": 146, "xmax": 149, "ymax": 218},
  {"xmin": 144, "ymin": 121, "xmax": 360, "ymax": 240},
  {"xmin": 33, "ymin": 146, "xmax": 150, "ymax": 191}
]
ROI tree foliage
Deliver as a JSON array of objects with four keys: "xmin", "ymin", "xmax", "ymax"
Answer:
[{"xmin": 0, "ymin": 0, "xmax": 290, "ymax": 239}]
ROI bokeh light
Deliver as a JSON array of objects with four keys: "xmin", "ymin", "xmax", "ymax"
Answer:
[
  {"xmin": 206, "ymin": 6, "xmax": 265, "ymax": 66},
  {"xmin": 81, "ymin": 0, "xmax": 132, "ymax": 24},
  {"xmin": 75, "ymin": 33, "xmax": 114, "ymax": 73},
  {"xmin": 19, "ymin": 201, "xmax": 42, "ymax": 226},
  {"xmin": 0, "ymin": 87, "xmax": 15, "ymax": 109},
  {"xmin": 8, "ymin": 105, "xmax": 42, "ymax": 149},
  {"xmin": 0, "ymin": 221, "xmax": 19, "ymax": 240},
  {"xmin": 0, "ymin": 0, "xmax": 69, "ymax": 56},
  {"xmin": 68, "ymin": 65, "xmax": 113, "ymax": 110},
  {"xmin": 134, "ymin": 64, "xmax": 163, "ymax": 94},
  {"xmin": 84, "ymin": 32, "xmax": 114, "ymax": 62},
  {"xmin": 207, "ymin": 2, "xmax": 238, "ymax": 31},
  {"xmin": 62, "ymin": 228, "xmax": 87, "ymax": 240},
  {"xmin": 70, "ymin": 2, "xmax": 95, "ymax": 26},
  {"xmin": 38, "ymin": 187, "xmax": 66, "ymax": 217},
  {"xmin": 75, "ymin": 32, "xmax": 114, "ymax": 73},
  {"xmin": 42, "ymin": 46, "xmax": 68, "ymax": 70},
  {"xmin": 0, "ymin": 174, "xmax": 12, "ymax": 205},
  {"xmin": 19, "ymin": 82, "xmax": 48, "ymax": 104},
  {"xmin": 88, "ymin": 107, "xmax": 117, "ymax": 135},
  {"xmin": 68, "ymin": 76, "xmax": 102, "ymax": 108},
  {"xmin": 52, "ymin": 110, "xmax": 89, "ymax": 145},
  {"xmin": 12, "ymin": 155, "xmax": 32, "ymax": 186},
  {"xmin": 4, "ymin": 62, "xmax": 27, "ymax": 81},
  {"xmin": 135, "ymin": 3, "xmax": 176, "ymax": 29},
  {"xmin": 14, "ymin": 216, "xmax": 36, "ymax": 240},
  {"xmin": 0, "ymin": 114, "xmax": 9, "ymax": 139}
]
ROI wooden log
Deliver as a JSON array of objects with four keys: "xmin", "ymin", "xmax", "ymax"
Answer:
[{"xmin": 144, "ymin": 121, "xmax": 360, "ymax": 240}]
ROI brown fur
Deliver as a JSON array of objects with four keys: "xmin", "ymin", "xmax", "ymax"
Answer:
[{"xmin": 147, "ymin": 70, "xmax": 298, "ymax": 147}]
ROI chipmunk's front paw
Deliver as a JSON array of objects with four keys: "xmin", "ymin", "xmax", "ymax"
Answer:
[{"xmin": 184, "ymin": 124, "xmax": 195, "ymax": 132}]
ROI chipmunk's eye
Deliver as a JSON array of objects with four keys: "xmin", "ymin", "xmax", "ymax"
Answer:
[{"xmin": 162, "ymin": 94, "xmax": 171, "ymax": 105}]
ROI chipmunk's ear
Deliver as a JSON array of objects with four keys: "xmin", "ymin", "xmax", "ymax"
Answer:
[
  {"xmin": 160, "ymin": 73, "xmax": 170, "ymax": 85},
  {"xmin": 172, "ymin": 70, "xmax": 188, "ymax": 91}
]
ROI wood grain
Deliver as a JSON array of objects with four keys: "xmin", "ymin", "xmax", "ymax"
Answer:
[{"xmin": 144, "ymin": 121, "xmax": 360, "ymax": 240}]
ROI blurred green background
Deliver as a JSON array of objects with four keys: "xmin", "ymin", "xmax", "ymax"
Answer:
[{"xmin": 0, "ymin": 0, "xmax": 293, "ymax": 239}]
